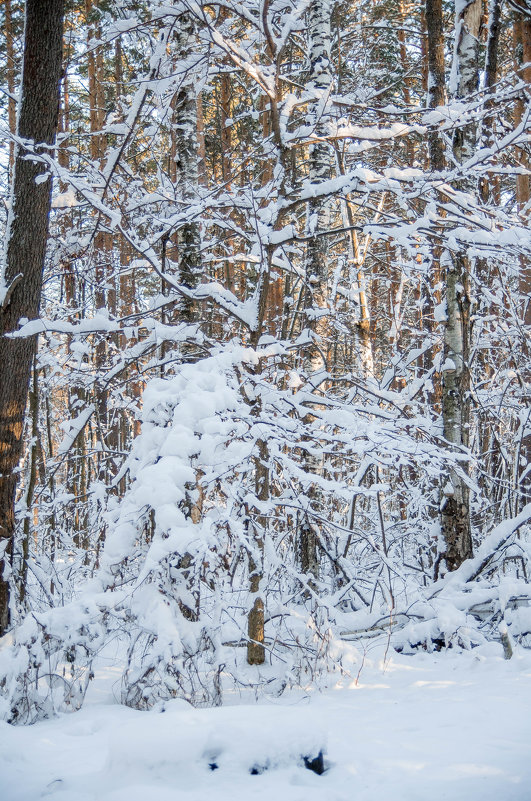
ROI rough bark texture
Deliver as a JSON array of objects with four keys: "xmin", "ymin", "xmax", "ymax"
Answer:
[
  {"xmin": 0, "ymin": 0, "xmax": 64, "ymax": 634},
  {"xmin": 4, "ymin": 0, "xmax": 17, "ymax": 173},
  {"xmin": 425, "ymin": 0, "xmax": 446, "ymax": 171},
  {"xmin": 513, "ymin": 2, "xmax": 531, "ymax": 509}
]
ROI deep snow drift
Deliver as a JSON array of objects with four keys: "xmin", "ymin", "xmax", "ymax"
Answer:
[{"xmin": 1, "ymin": 641, "xmax": 530, "ymax": 801}]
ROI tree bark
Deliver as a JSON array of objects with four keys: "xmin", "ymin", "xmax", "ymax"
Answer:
[
  {"xmin": 0, "ymin": 0, "xmax": 64, "ymax": 634},
  {"xmin": 3, "ymin": 0, "xmax": 17, "ymax": 175},
  {"xmin": 172, "ymin": 14, "xmax": 202, "ymax": 328},
  {"xmin": 247, "ymin": 436, "xmax": 268, "ymax": 665},
  {"xmin": 513, "ymin": 2, "xmax": 531, "ymax": 509},
  {"xmin": 479, "ymin": 0, "xmax": 502, "ymax": 204},
  {"xmin": 299, "ymin": 0, "xmax": 334, "ymax": 583},
  {"xmin": 304, "ymin": 0, "xmax": 333, "ymax": 369},
  {"xmin": 451, "ymin": 0, "xmax": 482, "ymax": 164},
  {"xmin": 439, "ymin": 0, "xmax": 481, "ymax": 571},
  {"xmin": 425, "ymin": 0, "xmax": 446, "ymax": 172}
]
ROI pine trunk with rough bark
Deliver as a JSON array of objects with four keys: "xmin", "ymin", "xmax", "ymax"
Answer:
[
  {"xmin": 425, "ymin": 0, "xmax": 446, "ymax": 172},
  {"xmin": 4, "ymin": 0, "xmax": 17, "ymax": 175},
  {"xmin": 0, "ymin": 0, "xmax": 64, "ymax": 635}
]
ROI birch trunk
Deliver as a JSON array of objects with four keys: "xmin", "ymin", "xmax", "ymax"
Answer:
[
  {"xmin": 304, "ymin": 0, "xmax": 333, "ymax": 372},
  {"xmin": 451, "ymin": 0, "xmax": 482, "ymax": 164},
  {"xmin": 172, "ymin": 15, "xmax": 202, "ymax": 328},
  {"xmin": 440, "ymin": 1, "xmax": 481, "ymax": 571},
  {"xmin": 300, "ymin": 0, "xmax": 334, "ymax": 583},
  {"xmin": 164, "ymin": 15, "xmax": 205, "ymax": 619}
]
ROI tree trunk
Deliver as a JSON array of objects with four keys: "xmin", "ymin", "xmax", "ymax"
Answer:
[
  {"xmin": 172, "ymin": 15, "xmax": 202, "ymax": 328},
  {"xmin": 479, "ymin": 0, "xmax": 502, "ymax": 204},
  {"xmin": 304, "ymin": 0, "xmax": 333, "ymax": 373},
  {"xmin": 439, "ymin": 0, "xmax": 481, "ymax": 571},
  {"xmin": 247, "ymin": 436, "xmax": 268, "ymax": 665},
  {"xmin": 0, "ymin": 0, "xmax": 64, "ymax": 635},
  {"xmin": 513, "ymin": 2, "xmax": 531, "ymax": 509},
  {"xmin": 3, "ymin": 0, "xmax": 17, "ymax": 175},
  {"xmin": 425, "ymin": 0, "xmax": 446, "ymax": 172},
  {"xmin": 451, "ymin": 0, "xmax": 482, "ymax": 164},
  {"xmin": 299, "ymin": 0, "xmax": 334, "ymax": 584}
]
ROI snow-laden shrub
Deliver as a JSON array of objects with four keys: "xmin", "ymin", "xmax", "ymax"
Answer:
[
  {"xmin": 103, "ymin": 344, "xmax": 357, "ymax": 704},
  {"xmin": 0, "ymin": 599, "xmax": 104, "ymax": 724},
  {"xmin": 6, "ymin": 341, "xmax": 527, "ymax": 722},
  {"xmin": 341, "ymin": 506, "xmax": 531, "ymax": 656}
]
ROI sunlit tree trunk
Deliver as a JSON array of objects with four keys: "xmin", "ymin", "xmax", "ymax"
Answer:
[
  {"xmin": 424, "ymin": 0, "xmax": 445, "ymax": 412},
  {"xmin": 86, "ymin": 0, "xmax": 112, "ymax": 488},
  {"xmin": 3, "ymin": 0, "xmax": 17, "ymax": 176},
  {"xmin": 0, "ymin": 0, "xmax": 64, "ymax": 634},
  {"xmin": 425, "ymin": 0, "xmax": 446, "ymax": 172},
  {"xmin": 513, "ymin": 1, "xmax": 531, "ymax": 510}
]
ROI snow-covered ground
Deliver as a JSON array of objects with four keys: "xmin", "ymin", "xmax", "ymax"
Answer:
[{"xmin": 2, "ymin": 642, "xmax": 530, "ymax": 801}]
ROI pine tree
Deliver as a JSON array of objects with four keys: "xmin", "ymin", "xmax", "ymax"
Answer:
[{"xmin": 0, "ymin": 0, "xmax": 65, "ymax": 634}]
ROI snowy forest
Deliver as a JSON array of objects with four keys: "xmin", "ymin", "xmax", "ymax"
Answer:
[{"xmin": 0, "ymin": 0, "xmax": 531, "ymax": 784}]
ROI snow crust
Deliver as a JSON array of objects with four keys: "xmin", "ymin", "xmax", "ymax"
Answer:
[{"xmin": 1, "ymin": 645, "xmax": 530, "ymax": 801}]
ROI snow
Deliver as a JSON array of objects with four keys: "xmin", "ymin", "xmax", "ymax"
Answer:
[
  {"xmin": 57, "ymin": 405, "xmax": 95, "ymax": 456},
  {"xmin": 52, "ymin": 190, "xmax": 77, "ymax": 208},
  {"xmin": 1, "ymin": 644, "xmax": 531, "ymax": 801}
]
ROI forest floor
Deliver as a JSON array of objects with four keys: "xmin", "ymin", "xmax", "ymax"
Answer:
[{"xmin": 1, "ymin": 640, "xmax": 530, "ymax": 801}]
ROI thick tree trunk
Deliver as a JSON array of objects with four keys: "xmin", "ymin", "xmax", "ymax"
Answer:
[
  {"xmin": 425, "ymin": 0, "xmax": 446, "ymax": 172},
  {"xmin": 0, "ymin": 0, "xmax": 64, "ymax": 634},
  {"xmin": 4, "ymin": 0, "xmax": 17, "ymax": 175}
]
